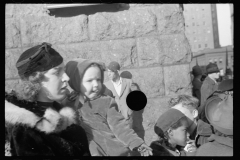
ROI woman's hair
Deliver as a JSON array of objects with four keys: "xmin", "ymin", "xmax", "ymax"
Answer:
[
  {"xmin": 169, "ymin": 94, "xmax": 199, "ymax": 113},
  {"xmin": 13, "ymin": 71, "xmax": 45, "ymax": 102},
  {"xmin": 157, "ymin": 116, "xmax": 188, "ymax": 148}
]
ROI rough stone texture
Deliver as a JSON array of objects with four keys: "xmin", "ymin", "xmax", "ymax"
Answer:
[
  {"xmin": 20, "ymin": 16, "xmax": 50, "ymax": 47},
  {"xmin": 163, "ymin": 64, "xmax": 192, "ymax": 96},
  {"xmin": 5, "ymin": 79, "xmax": 21, "ymax": 93},
  {"xmin": 104, "ymin": 67, "xmax": 165, "ymax": 99},
  {"xmin": 49, "ymin": 15, "xmax": 88, "ymax": 44},
  {"xmin": 5, "ymin": 18, "xmax": 21, "ymax": 49},
  {"xmin": 149, "ymin": 4, "xmax": 185, "ymax": 34},
  {"xmin": 5, "ymin": 4, "xmax": 15, "ymax": 19},
  {"xmin": 14, "ymin": 4, "xmax": 49, "ymax": 19},
  {"xmin": 54, "ymin": 39, "xmax": 138, "ymax": 69},
  {"xmin": 88, "ymin": 8, "xmax": 157, "ymax": 41},
  {"xmin": 137, "ymin": 34, "xmax": 191, "ymax": 67},
  {"xmin": 5, "ymin": 48, "xmax": 24, "ymax": 79},
  {"xmin": 129, "ymin": 4, "xmax": 163, "ymax": 8}
]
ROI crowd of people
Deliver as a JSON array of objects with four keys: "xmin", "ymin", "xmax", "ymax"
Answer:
[{"xmin": 5, "ymin": 42, "xmax": 233, "ymax": 156}]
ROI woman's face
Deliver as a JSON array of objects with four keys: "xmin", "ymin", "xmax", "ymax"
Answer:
[
  {"xmin": 39, "ymin": 62, "xmax": 70, "ymax": 102},
  {"xmin": 80, "ymin": 66, "xmax": 102, "ymax": 100}
]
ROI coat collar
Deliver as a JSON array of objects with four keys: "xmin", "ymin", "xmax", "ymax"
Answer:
[{"xmin": 5, "ymin": 100, "xmax": 77, "ymax": 134}]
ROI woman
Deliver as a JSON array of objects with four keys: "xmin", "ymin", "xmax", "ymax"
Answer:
[{"xmin": 5, "ymin": 42, "xmax": 90, "ymax": 156}]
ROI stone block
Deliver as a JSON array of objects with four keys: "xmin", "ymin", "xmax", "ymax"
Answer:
[
  {"xmin": 149, "ymin": 4, "xmax": 185, "ymax": 34},
  {"xmin": 14, "ymin": 4, "xmax": 49, "ymax": 19},
  {"xmin": 137, "ymin": 34, "xmax": 191, "ymax": 67},
  {"xmin": 5, "ymin": 4, "xmax": 15, "ymax": 18},
  {"xmin": 88, "ymin": 8, "xmax": 157, "ymax": 41},
  {"xmin": 49, "ymin": 15, "xmax": 88, "ymax": 44},
  {"xmin": 5, "ymin": 79, "xmax": 22, "ymax": 93},
  {"xmin": 5, "ymin": 48, "xmax": 23, "ymax": 79},
  {"xmin": 5, "ymin": 18, "xmax": 21, "ymax": 48},
  {"xmin": 54, "ymin": 39, "xmax": 137, "ymax": 69},
  {"xmin": 20, "ymin": 16, "xmax": 50, "ymax": 47},
  {"xmin": 163, "ymin": 64, "xmax": 192, "ymax": 96}
]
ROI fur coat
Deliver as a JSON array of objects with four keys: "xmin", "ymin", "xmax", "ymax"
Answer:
[{"xmin": 5, "ymin": 92, "xmax": 90, "ymax": 156}]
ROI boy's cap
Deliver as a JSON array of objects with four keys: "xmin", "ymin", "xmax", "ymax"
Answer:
[
  {"xmin": 107, "ymin": 61, "xmax": 120, "ymax": 72},
  {"xmin": 154, "ymin": 108, "xmax": 186, "ymax": 137},
  {"xmin": 16, "ymin": 42, "xmax": 63, "ymax": 79}
]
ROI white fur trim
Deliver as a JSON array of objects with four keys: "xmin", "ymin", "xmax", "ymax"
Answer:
[
  {"xmin": 5, "ymin": 100, "xmax": 40, "ymax": 127},
  {"xmin": 36, "ymin": 108, "xmax": 62, "ymax": 134},
  {"xmin": 5, "ymin": 100, "xmax": 77, "ymax": 134}
]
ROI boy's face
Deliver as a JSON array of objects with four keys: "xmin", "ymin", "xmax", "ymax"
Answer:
[
  {"xmin": 170, "ymin": 120, "xmax": 189, "ymax": 147},
  {"xmin": 81, "ymin": 66, "xmax": 102, "ymax": 100},
  {"xmin": 40, "ymin": 62, "xmax": 70, "ymax": 102}
]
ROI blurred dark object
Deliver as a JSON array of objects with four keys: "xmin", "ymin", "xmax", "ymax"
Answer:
[
  {"xmin": 179, "ymin": 4, "xmax": 184, "ymax": 11},
  {"xmin": 120, "ymin": 71, "xmax": 132, "ymax": 79},
  {"xmin": 218, "ymin": 79, "xmax": 233, "ymax": 92},
  {"xmin": 201, "ymin": 74, "xmax": 207, "ymax": 82}
]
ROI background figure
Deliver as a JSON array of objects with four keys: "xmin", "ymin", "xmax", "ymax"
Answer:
[
  {"xmin": 195, "ymin": 94, "xmax": 233, "ymax": 156},
  {"xmin": 104, "ymin": 61, "xmax": 134, "ymax": 128},
  {"xmin": 5, "ymin": 42, "xmax": 90, "ymax": 156},
  {"xmin": 191, "ymin": 65, "xmax": 203, "ymax": 102},
  {"xmin": 198, "ymin": 63, "xmax": 220, "ymax": 119}
]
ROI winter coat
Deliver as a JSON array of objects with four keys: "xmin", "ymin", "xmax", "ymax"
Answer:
[
  {"xmin": 192, "ymin": 77, "xmax": 202, "ymax": 101},
  {"xmin": 77, "ymin": 95, "xmax": 144, "ymax": 156},
  {"xmin": 199, "ymin": 76, "xmax": 218, "ymax": 117},
  {"xmin": 150, "ymin": 141, "xmax": 190, "ymax": 156},
  {"xmin": 104, "ymin": 78, "xmax": 133, "ymax": 120},
  {"xmin": 5, "ymin": 93, "xmax": 90, "ymax": 156},
  {"xmin": 64, "ymin": 58, "xmax": 144, "ymax": 156},
  {"xmin": 195, "ymin": 134, "xmax": 233, "ymax": 156},
  {"xmin": 195, "ymin": 119, "xmax": 213, "ymax": 148}
]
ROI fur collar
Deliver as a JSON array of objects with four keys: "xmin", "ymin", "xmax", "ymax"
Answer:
[{"xmin": 5, "ymin": 100, "xmax": 77, "ymax": 134}]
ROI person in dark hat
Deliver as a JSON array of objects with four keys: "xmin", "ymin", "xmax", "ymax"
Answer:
[
  {"xmin": 150, "ymin": 108, "xmax": 196, "ymax": 156},
  {"xmin": 5, "ymin": 42, "xmax": 90, "ymax": 156},
  {"xmin": 195, "ymin": 94, "xmax": 233, "ymax": 156},
  {"xmin": 191, "ymin": 65, "xmax": 203, "ymax": 102},
  {"xmin": 198, "ymin": 63, "xmax": 220, "ymax": 120}
]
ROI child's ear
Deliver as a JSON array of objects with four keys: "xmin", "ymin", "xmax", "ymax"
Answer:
[{"xmin": 167, "ymin": 128, "xmax": 173, "ymax": 137}]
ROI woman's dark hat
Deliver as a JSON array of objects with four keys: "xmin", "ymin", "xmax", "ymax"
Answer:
[{"xmin": 16, "ymin": 42, "xmax": 63, "ymax": 79}]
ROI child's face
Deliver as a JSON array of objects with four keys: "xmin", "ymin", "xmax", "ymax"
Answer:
[
  {"xmin": 80, "ymin": 66, "xmax": 102, "ymax": 100},
  {"xmin": 170, "ymin": 120, "xmax": 189, "ymax": 147}
]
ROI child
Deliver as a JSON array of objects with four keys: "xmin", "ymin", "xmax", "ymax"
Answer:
[
  {"xmin": 150, "ymin": 108, "xmax": 196, "ymax": 156},
  {"xmin": 64, "ymin": 58, "xmax": 152, "ymax": 156}
]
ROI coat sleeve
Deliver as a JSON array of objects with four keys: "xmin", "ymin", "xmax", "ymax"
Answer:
[{"xmin": 106, "ymin": 99, "xmax": 144, "ymax": 151}]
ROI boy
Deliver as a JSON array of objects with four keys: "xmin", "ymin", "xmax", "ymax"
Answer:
[{"xmin": 150, "ymin": 108, "xmax": 196, "ymax": 156}]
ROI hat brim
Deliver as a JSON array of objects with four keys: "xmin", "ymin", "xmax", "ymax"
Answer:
[{"xmin": 205, "ymin": 96, "xmax": 233, "ymax": 135}]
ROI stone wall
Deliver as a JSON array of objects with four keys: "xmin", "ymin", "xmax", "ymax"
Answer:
[{"xmin": 5, "ymin": 4, "xmax": 192, "ymax": 145}]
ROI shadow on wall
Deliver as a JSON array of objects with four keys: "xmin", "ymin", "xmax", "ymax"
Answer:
[{"xmin": 48, "ymin": 3, "xmax": 130, "ymax": 17}]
